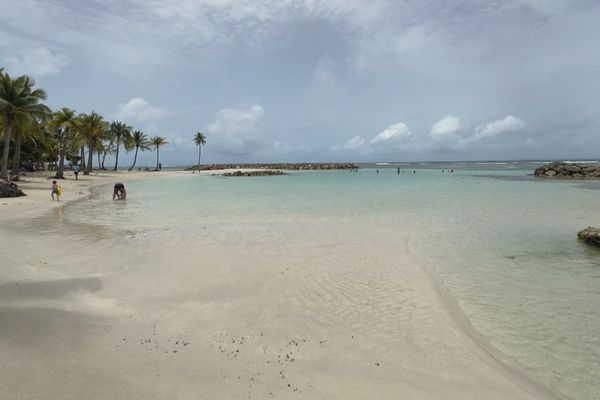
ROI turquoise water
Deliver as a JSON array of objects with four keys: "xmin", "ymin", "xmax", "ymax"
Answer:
[{"xmin": 64, "ymin": 166, "xmax": 600, "ymax": 399}]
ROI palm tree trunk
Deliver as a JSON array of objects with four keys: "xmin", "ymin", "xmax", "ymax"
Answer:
[
  {"xmin": 80, "ymin": 146, "xmax": 85, "ymax": 167},
  {"xmin": 11, "ymin": 129, "xmax": 22, "ymax": 177},
  {"xmin": 1, "ymin": 118, "xmax": 14, "ymax": 179},
  {"xmin": 85, "ymin": 141, "xmax": 94, "ymax": 175},
  {"xmin": 198, "ymin": 145, "xmax": 201, "ymax": 171},
  {"xmin": 129, "ymin": 146, "xmax": 139, "ymax": 171},
  {"xmin": 101, "ymin": 151, "xmax": 107, "ymax": 170},
  {"xmin": 156, "ymin": 146, "xmax": 160, "ymax": 170},
  {"xmin": 113, "ymin": 139, "xmax": 120, "ymax": 171},
  {"xmin": 56, "ymin": 128, "xmax": 68, "ymax": 179}
]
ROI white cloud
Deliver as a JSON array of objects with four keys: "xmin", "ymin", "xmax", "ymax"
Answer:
[
  {"xmin": 343, "ymin": 135, "xmax": 366, "ymax": 150},
  {"xmin": 430, "ymin": 116, "xmax": 461, "ymax": 137},
  {"xmin": 115, "ymin": 98, "xmax": 168, "ymax": 122},
  {"xmin": 206, "ymin": 104, "xmax": 265, "ymax": 155},
  {"xmin": 474, "ymin": 115, "xmax": 525, "ymax": 139},
  {"xmin": 3, "ymin": 47, "xmax": 70, "ymax": 77},
  {"xmin": 370, "ymin": 122, "xmax": 410, "ymax": 145}
]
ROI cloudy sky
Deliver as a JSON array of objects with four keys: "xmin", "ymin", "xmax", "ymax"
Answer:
[{"xmin": 2, "ymin": 0, "xmax": 599, "ymax": 166}]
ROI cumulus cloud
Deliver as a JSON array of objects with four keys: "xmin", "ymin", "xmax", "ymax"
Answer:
[
  {"xmin": 115, "ymin": 98, "xmax": 168, "ymax": 122},
  {"xmin": 206, "ymin": 104, "xmax": 265, "ymax": 155},
  {"xmin": 370, "ymin": 122, "xmax": 410, "ymax": 145},
  {"xmin": 343, "ymin": 135, "xmax": 366, "ymax": 150},
  {"xmin": 473, "ymin": 115, "xmax": 525, "ymax": 140},
  {"xmin": 3, "ymin": 47, "xmax": 70, "ymax": 77},
  {"xmin": 430, "ymin": 116, "xmax": 461, "ymax": 137}
]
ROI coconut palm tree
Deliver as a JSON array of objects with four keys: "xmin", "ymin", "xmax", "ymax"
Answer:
[
  {"xmin": 48, "ymin": 107, "xmax": 77, "ymax": 179},
  {"xmin": 9, "ymin": 113, "xmax": 45, "ymax": 178},
  {"xmin": 0, "ymin": 72, "xmax": 51, "ymax": 179},
  {"xmin": 149, "ymin": 136, "xmax": 168, "ymax": 171},
  {"xmin": 109, "ymin": 121, "xmax": 132, "ymax": 171},
  {"xmin": 78, "ymin": 112, "xmax": 108, "ymax": 175},
  {"xmin": 128, "ymin": 130, "xmax": 150, "ymax": 171},
  {"xmin": 193, "ymin": 131, "xmax": 207, "ymax": 172}
]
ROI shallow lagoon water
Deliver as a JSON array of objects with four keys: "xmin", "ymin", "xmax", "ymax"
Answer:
[{"xmin": 64, "ymin": 166, "xmax": 600, "ymax": 399}]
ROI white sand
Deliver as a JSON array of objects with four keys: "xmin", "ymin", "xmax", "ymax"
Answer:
[{"xmin": 0, "ymin": 170, "xmax": 567, "ymax": 400}]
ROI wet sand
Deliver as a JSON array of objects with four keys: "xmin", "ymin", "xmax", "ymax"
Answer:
[{"xmin": 0, "ymin": 171, "xmax": 567, "ymax": 400}]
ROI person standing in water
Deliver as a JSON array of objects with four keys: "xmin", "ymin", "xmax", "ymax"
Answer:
[{"xmin": 51, "ymin": 180, "xmax": 61, "ymax": 201}]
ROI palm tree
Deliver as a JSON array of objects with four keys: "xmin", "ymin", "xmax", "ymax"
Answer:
[
  {"xmin": 149, "ymin": 136, "xmax": 168, "ymax": 171},
  {"xmin": 0, "ymin": 72, "xmax": 51, "ymax": 179},
  {"xmin": 193, "ymin": 131, "xmax": 207, "ymax": 172},
  {"xmin": 48, "ymin": 107, "xmax": 77, "ymax": 179},
  {"xmin": 128, "ymin": 130, "xmax": 150, "ymax": 171},
  {"xmin": 78, "ymin": 112, "xmax": 108, "ymax": 175},
  {"xmin": 109, "ymin": 121, "xmax": 132, "ymax": 171}
]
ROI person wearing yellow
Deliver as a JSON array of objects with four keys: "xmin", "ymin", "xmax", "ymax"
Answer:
[{"xmin": 51, "ymin": 180, "xmax": 62, "ymax": 201}]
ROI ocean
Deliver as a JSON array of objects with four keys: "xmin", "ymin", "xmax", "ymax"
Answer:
[{"xmin": 59, "ymin": 162, "xmax": 600, "ymax": 399}]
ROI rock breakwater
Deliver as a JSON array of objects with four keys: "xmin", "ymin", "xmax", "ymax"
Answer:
[
  {"xmin": 222, "ymin": 170, "xmax": 287, "ymax": 177},
  {"xmin": 187, "ymin": 163, "xmax": 359, "ymax": 171},
  {"xmin": 534, "ymin": 161, "xmax": 600, "ymax": 179}
]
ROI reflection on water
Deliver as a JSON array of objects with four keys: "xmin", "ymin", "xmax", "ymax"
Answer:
[{"xmin": 27, "ymin": 167, "xmax": 600, "ymax": 399}]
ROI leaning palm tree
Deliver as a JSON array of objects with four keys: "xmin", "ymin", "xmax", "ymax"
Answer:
[
  {"xmin": 78, "ymin": 112, "xmax": 108, "ymax": 175},
  {"xmin": 149, "ymin": 136, "xmax": 168, "ymax": 171},
  {"xmin": 128, "ymin": 130, "xmax": 151, "ymax": 171},
  {"xmin": 48, "ymin": 107, "xmax": 77, "ymax": 179},
  {"xmin": 109, "ymin": 120, "xmax": 132, "ymax": 171},
  {"xmin": 193, "ymin": 131, "xmax": 207, "ymax": 172},
  {"xmin": 0, "ymin": 72, "xmax": 51, "ymax": 179}
]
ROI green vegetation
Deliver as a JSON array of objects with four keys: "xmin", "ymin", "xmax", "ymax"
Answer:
[
  {"xmin": 150, "ymin": 136, "xmax": 168, "ymax": 171},
  {"xmin": 0, "ymin": 68, "xmax": 167, "ymax": 179},
  {"xmin": 193, "ymin": 131, "xmax": 207, "ymax": 171}
]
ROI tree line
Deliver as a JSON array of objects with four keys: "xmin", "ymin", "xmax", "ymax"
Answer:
[{"xmin": 0, "ymin": 68, "xmax": 187, "ymax": 180}]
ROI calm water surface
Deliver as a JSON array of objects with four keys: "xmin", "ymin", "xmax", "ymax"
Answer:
[{"xmin": 63, "ymin": 165, "xmax": 600, "ymax": 399}]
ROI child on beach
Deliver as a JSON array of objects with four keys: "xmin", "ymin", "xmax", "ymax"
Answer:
[{"xmin": 51, "ymin": 180, "xmax": 62, "ymax": 201}]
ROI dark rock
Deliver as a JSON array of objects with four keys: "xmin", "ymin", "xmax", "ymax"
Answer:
[
  {"xmin": 534, "ymin": 162, "xmax": 600, "ymax": 179},
  {"xmin": 186, "ymin": 163, "xmax": 360, "ymax": 171},
  {"xmin": 577, "ymin": 227, "xmax": 600, "ymax": 247},
  {"xmin": 222, "ymin": 170, "xmax": 287, "ymax": 177},
  {"xmin": 0, "ymin": 180, "xmax": 26, "ymax": 198}
]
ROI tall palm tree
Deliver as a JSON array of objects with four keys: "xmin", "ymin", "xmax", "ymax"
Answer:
[
  {"xmin": 10, "ymin": 113, "xmax": 45, "ymax": 178},
  {"xmin": 128, "ymin": 130, "xmax": 150, "ymax": 171},
  {"xmin": 78, "ymin": 112, "xmax": 108, "ymax": 175},
  {"xmin": 193, "ymin": 131, "xmax": 207, "ymax": 172},
  {"xmin": 149, "ymin": 136, "xmax": 168, "ymax": 171},
  {"xmin": 48, "ymin": 107, "xmax": 77, "ymax": 179},
  {"xmin": 0, "ymin": 72, "xmax": 51, "ymax": 179},
  {"xmin": 109, "ymin": 121, "xmax": 132, "ymax": 171}
]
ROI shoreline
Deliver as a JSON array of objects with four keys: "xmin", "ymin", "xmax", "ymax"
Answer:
[{"xmin": 0, "ymin": 170, "xmax": 568, "ymax": 400}]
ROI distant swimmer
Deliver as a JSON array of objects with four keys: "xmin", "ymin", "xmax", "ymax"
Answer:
[
  {"xmin": 397, "ymin": 167, "xmax": 400, "ymax": 174},
  {"xmin": 377, "ymin": 169, "xmax": 379, "ymax": 173},
  {"xmin": 413, "ymin": 170, "xmax": 416, "ymax": 174},
  {"xmin": 113, "ymin": 183, "xmax": 127, "ymax": 200}
]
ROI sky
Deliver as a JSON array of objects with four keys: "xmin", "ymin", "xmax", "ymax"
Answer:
[{"xmin": 1, "ymin": 0, "xmax": 600, "ymax": 166}]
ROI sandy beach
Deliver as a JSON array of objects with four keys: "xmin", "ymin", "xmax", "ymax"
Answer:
[{"xmin": 0, "ymin": 170, "xmax": 567, "ymax": 400}]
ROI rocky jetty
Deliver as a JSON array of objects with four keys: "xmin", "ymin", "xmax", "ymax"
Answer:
[
  {"xmin": 187, "ymin": 163, "xmax": 359, "ymax": 171},
  {"xmin": 534, "ymin": 161, "xmax": 600, "ymax": 179},
  {"xmin": 0, "ymin": 180, "xmax": 26, "ymax": 198},
  {"xmin": 577, "ymin": 227, "xmax": 600, "ymax": 247},
  {"xmin": 222, "ymin": 170, "xmax": 287, "ymax": 177}
]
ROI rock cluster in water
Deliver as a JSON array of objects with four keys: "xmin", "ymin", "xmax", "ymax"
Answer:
[
  {"xmin": 0, "ymin": 180, "xmax": 26, "ymax": 198},
  {"xmin": 534, "ymin": 161, "xmax": 600, "ymax": 179},
  {"xmin": 577, "ymin": 227, "xmax": 600, "ymax": 247},
  {"xmin": 187, "ymin": 163, "xmax": 359, "ymax": 171},
  {"xmin": 222, "ymin": 170, "xmax": 287, "ymax": 177}
]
